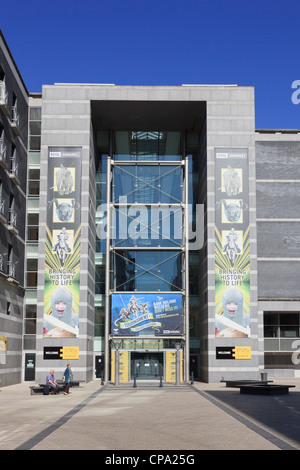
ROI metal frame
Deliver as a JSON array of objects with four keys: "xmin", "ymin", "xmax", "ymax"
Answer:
[{"xmin": 104, "ymin": 143, "xmax": 190, "ymax": 383}]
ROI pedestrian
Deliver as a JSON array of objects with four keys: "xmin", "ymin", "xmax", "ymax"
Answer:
[
  {"xmin": 46, "ymin": 369, "xmax": 59, "ymax": 394},
  {"xmin": 63, "ymin": 363, "xmax": 73, "ymax": 395}
]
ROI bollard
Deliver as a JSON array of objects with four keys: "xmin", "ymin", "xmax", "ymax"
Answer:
[
  {"xmin": 159, "ymin": 375, "xmax": 163, "ymax": 388},
  {"xmin": 191, "ymin": 371, "xmax": 194, "ymax": 385},
  {"xmin": 101, "ymin": 371, "xmax": 104, "ymax": 386},
  {"xmin": 133, "ymin": 374, "xmax": 137, "ymax": 388}
]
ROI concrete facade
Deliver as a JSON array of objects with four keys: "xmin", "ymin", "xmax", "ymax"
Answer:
[
  {"xmin": 0, "ymin": 32, "xmax": 28, "ymax": 386},
  {"xmin": 31, "ymin": 83, "xmax": 259, "ymax": 384}
]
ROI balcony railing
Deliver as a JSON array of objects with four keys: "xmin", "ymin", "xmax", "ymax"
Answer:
[
  {"xmin": 0, "ymin": 137, "xmax": 7, "ymax": 159},
  {"xmin": 0, "ymin": 254, "xmax": 3, "ymax": 272},
  {"xmin": 10, "ymin": 158, "xmax": 19, "ymax": 176},
  {"xmin": 11, "ymin": 105, "xmax": 20, "ymax": 126},
  {"xmin": 7, "ymin": 260, "xmax": 16, "ymax": 279},
  {"xmin": 9, "ymin": 158, "xmax": 20, "ymax": 185},
  {"xmin": 0, "ymin": 196, "xmax": 5, "ymax": 216},
  {"xmin": 9, "ymin": 208, "xmax": 17, "ymax": 228},
  {"xmin": 0, "ymin": 81, "xmax": 8, "ymax": 105}
]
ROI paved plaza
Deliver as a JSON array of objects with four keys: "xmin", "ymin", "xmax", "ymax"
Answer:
[{"xmin": 1, "ymin": 377, "xmax": 300, "ymax": 452}]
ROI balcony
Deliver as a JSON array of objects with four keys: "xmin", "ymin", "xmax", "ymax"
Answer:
[
  {"xmin": 7, "ymin": 260, "xmax": 19, "ymax": 286},
  {"xmin": 9, "ymin": 159, "xmax": 20, "ymax": 186},
  {"xmin": 0, "ymin": 254, "xmax": 7, "ymax": 279},
  {"xmin": 0, "ymin": 81, "xmax": 9, "ymax": 116},
  {"xmin": 0, "ymin": 138, "xmax": 8, "ymax": 169},
  {"xmin": 0, "ymin": 196, "xmax": 6, "ymax": 224},
  {"xmin": 11, "ymin": 105, "xmax": 21, "ymax": 136},
  {"xmin": 7, "ymin": 208, "xmax": 18, "ymax": 236}
]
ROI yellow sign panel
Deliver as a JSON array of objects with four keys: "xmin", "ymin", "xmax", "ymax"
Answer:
[
  {"xmin": 165, "ymin": 350, "xmax": 183, "ymax": 383},
  {"xmin": 119, "ymin": 351, "xmax": 129, "ymax": 383},
  {"xmin": 60, "ymin": 346, "xmax": 79, "ymax": 360},
  {"xmin": 111, "ymin": 350, "xmax": 115, "ymax": 382},
  {"xmin": 0, "ymin": 337, "xmax": 7, "ymax": 351},
  {"xmin": 233, "ymin": 346, "xmax": 251, "ymax": 360}
]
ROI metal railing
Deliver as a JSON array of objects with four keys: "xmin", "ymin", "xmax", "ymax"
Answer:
[
  {"xmin": 0, "ymin": 81, "xmax": 8, "ymax": 105},
  {"xmin": 10, "ymin": 158, "xmax": 19, "ymax": 177},
  {"xmin": 9, "ymin": 208, "xmax": 17, "ymax": 228},
  {"xmin": 7, "ymin": 261, "xmax": 16, "ymax": 278},
  {"xmin": 11, "ymin": 105, "xmax": 20, "ymax": 126},
  {"xmin": 0, "ymin": 138, "xmax": 7, "ymax": 161},
  {"xmin": 0, "ymin": 196, "xmax": 5, "ymax": 216}
]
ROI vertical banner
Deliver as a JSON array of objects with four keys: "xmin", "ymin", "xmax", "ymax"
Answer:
[
  {"xmin": 215, "ymin": 149, "xmax": 251, "ymax": 338},
  {"xmin": 43, "ymin": 147, "xmax": 82, "ymax": 338}
]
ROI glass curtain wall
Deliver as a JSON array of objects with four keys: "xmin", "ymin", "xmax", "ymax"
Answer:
[{"xmin": 103, "ymin": 131, "xmax": 186, "ymax": 380}]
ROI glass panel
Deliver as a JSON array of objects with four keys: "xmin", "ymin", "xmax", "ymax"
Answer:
[
  {"xmin": 27, "ymin": 272, "xmax": 37, "ymax": 287},
  {"xmin": 25, "ymin": 305, "xmax": 37, "ymax": 318},
  {"xmin": 27, "ymin": 227, "xmax": 39, "ymax": 241},
  {"xmin": 113, "ymin": 165, "xmax": 182, "ymax": 204},
  {"xmin": 114, "ymin": 131, "xmax": 181, "ymax": 161},
  {"xmin": 29, "ymin": 108, "xmax": 41, "ymax": 120},
  {"xmin": 27, "ymin": 259, "xmax": 38, "ymax": 271},
  {"xmin": 29, "ymin": 121, "xmax": 41, "ymax": 135},
  {"xmin": 28, "ymin": 180, "xmax": 40, "ymax": 195},
  {"xmin": 24, "ymin": 336, "xmax": 36, "ymax": 350},
  {"xmin": 264, "ymin": 325, "xmax": 278, "ymax": 337},
  {"xmin": 113, "ymin": 205, "xmax": 183, "ymax": 248},
  {"xmin": 113, "ymin": 250, "xmax": 182, "ymax": 291},
  {"xmin": 25, "ymin": 319, "xmax": 36, "ymax": 334},
  {"xmin": 29, "ymin": 136, "xmax": 41, "ymax": 151},
  {"xmin": 280, "ymin": 327, "xmax": 299, "ymax": 338},
  {"xmin": 279, "ymin": 313, "xmax": 299, "ymax": 326}
]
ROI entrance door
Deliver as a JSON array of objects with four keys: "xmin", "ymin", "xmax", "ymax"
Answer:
[
  {"xmin": 95, "ymin": 354, "xmax": 104, "ymax": 379},
  {"xmin": 131, "ymin": 352, "xmax": 163, "ymax": 380},
  {"xmin": 24, "ymin": 353, "xmax": 35, "ymax": 381}
]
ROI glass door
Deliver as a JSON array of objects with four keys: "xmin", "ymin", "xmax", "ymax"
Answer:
[{"xmin": 131, "ymin": 352, "xmax": 163, "ymax": 380}]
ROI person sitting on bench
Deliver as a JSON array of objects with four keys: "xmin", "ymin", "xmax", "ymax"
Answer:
[{"xmin": 46, "ymin": 369, "xmax": 59, "ymax": 394}]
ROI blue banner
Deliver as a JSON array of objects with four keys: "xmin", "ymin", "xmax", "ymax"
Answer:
[{"xmin": 111, "ymin": 293, "xmax": 182, "ymax": 336}]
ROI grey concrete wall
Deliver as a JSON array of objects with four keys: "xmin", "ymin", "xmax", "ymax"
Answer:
[
  {"xmin": 205, "ymin": 86, "xmax": 258, "ymax": 382},
  {"xmin": 0, "ymin": 33, "xmax": 28, "ymax": 386},
  {"xmin": 36, "ymin": 84, "xmax": 94, "ymax": 384},
  {"xmin": 256, "ymin": 135, "xmax": 300, "ymax": 378}
]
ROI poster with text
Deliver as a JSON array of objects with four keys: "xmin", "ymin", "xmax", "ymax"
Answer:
[
  {"xmin": 111, "ymin": 293, "xmax": 182, "ymax": 336},
  {"xmin": 43, "ymin": 147, "xmax": 82, "ymax": 338},
  {"xmin": 215, "ymin": 149, "xmax": 251, "ymax": 338}
]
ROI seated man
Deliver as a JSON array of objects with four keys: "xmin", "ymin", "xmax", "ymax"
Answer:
[{"xmin": 46, "ymin": 369, "xmax": 59, "ymax": 394}]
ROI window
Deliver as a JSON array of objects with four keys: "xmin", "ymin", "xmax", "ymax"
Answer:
[
  {"xmin": 264, "ymin": 312, "xmax": 300, "ymax": 338},
  {"xmin": 29, "ymin": 107, "xmax": 41, "ymax": 151},
  {"xmin": 26, "ymin": 258, "xmax": 38, "ymax": 287},
  {"xmin": 94, "ymin": 307, "xmax": 105, "ymax": 337},
  {"xmin": 23, "ymin": 305, "xmax": 37, "ymax": 350},
  {"xmin": 24, "ymin": 305, "xmax": 37, "ymax": 334},
  {"xmin": 113, "ymin": 131, "xmax": 181, "ymax": 161},
  {"xmin": 28, "ymin": 169, "xmax": 40, "ymax": 195},
  {"xmin": 27, "ymin": 213, "xmax": 39, "ymax": 241}
]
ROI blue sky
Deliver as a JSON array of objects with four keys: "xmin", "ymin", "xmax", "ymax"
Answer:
[{"xmin": 1, "ymin": 0, "xmax": 299, "ymax": 128}]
